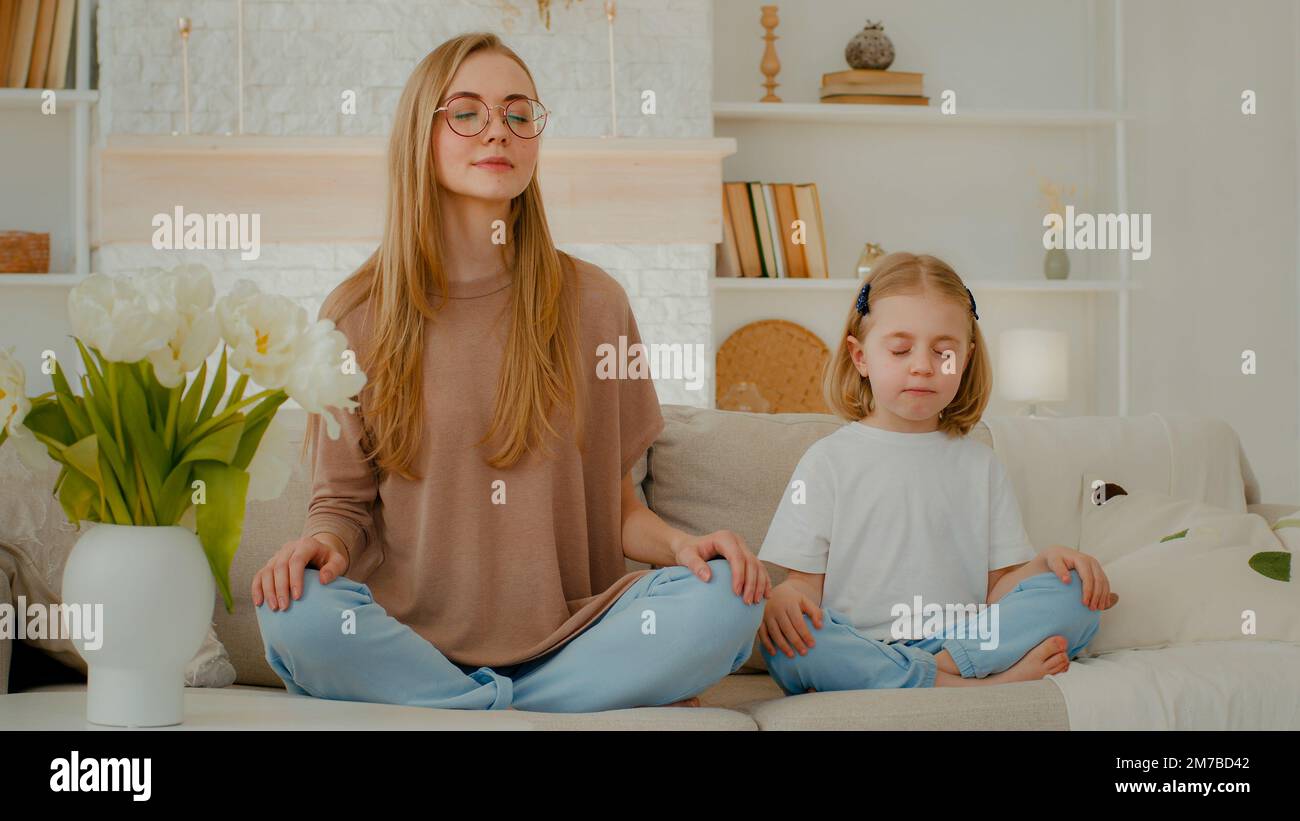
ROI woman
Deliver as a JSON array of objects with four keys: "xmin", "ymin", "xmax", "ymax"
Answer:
[{"xmin": 252, "ymin": 32, "xmax": 768, "ymax": 712}]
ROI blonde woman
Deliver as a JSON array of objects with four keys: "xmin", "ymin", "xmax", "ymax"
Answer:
[{"xmin": 252, "ymin": 33, "xmax": 767, "ymax": 712}]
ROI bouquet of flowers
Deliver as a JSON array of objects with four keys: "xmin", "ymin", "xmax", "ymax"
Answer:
[{"xmin": 0, "ymin": 264, "xmax": 366, "ymax": 611}]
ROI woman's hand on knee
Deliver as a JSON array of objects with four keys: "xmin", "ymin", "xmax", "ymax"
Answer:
[
  {"xmin": 670, "ymin": 529, "xmax": 771, "ymax": 605},
  {"xmin": 252, "ymin": 535, "xmax": 350, "ymax": 611}
]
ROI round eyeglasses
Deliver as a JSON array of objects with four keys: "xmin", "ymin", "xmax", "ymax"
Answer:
[{"xmin": 434, "ymin": 96, "xmax": 550, "ymax": 139}]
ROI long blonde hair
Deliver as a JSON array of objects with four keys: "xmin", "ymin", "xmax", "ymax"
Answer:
[
  {"xmin": 823, "ymin": 252, "xmax": 991, "ymax": 437},
  {"xmin": 303, "ymin": 32, "xmax": 583, "ymax": 480}
]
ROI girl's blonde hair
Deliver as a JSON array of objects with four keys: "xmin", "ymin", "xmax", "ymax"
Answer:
[
  {"xmin": 303, "ymin": 32, "xmax": 583, "ymax": 480},
  {"xmin": 823, "ymin": 252, "xmax": 992, "ymax": 437}
]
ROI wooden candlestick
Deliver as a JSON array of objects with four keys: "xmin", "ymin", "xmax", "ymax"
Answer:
[
  {"xmin": 605, "ymin": 1, "xmax": 617, "ymax": 137},
  {"xmin": 759, "ymin": 5, "xmax": 781, "ymax": 103},
  {"xmin": 178, "ymin": 17, "xmax": 191, "ymax": 133}
]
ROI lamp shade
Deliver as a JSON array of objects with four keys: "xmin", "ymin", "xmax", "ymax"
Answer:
[{"xmin": 998, "ymin": 329, "xmax": 1068, "ymax": 403}]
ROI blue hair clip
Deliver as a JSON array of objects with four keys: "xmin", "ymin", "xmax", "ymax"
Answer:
[{"xmin": 966, "ymin": 286, "xmax": 979, "ymax": 320}]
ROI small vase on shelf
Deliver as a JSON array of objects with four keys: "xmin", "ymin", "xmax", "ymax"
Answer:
[{"xmin": 1044, "ymin": 247, "xmax": 1070, "ymax": 280}]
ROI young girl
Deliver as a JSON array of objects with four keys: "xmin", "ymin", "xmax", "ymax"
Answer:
[
  {"xmin": 757, "ymin": 252, "xmax": 1118, "ymax": 692},
  {"xmin": 251, "ymin": 33, "xmax": 767, "ymax": 713}
]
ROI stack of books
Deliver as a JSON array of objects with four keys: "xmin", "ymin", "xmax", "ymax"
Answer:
[
  {"xmin": 819, "ymin": 68, "xmax": 927, "ymax": 106},
  {"xmin": 717, "ymin": 182, "xmax": 830, "ymax": 279},
  {"xmin": 0, "ymin": 0, "xmax": 79, "ymax": 90}
]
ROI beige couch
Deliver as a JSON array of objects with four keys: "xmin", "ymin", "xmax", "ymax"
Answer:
[{"xmin": 2, "ymin": 405, "xmax": 1290, "ymax": 729}]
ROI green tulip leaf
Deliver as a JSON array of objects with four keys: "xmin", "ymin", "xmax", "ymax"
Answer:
[
  {"xmin": 176, "ymin": 359, "xmax": 207, "ymax": 448},
  {"xmin": 193, "ymin": 462, "xmax": 249, "ymax": 614},
  {"xmin": 21, "ymin": 399, "xmax": 76, "ymax": 447},
  {"xmin": 178, "ymin": 416, "xmax": 245, "ymax": 466},
  {"xmin": 198, "ymin": 347, "xmax": 228, "ymax": 426}
]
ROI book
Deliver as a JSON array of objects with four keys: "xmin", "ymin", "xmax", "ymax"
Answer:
[
  {"xmin": 45, "ymin": 0, "xmax": 75, "ymax": 88},
  {"xmin": 7, "ymin": 0, "xmax": 39, "ymax": 88},
  {"xmin": 748, "ymin": 181, "xmax": 776, "ymax": 278},
  {"xmin": 793, "ymin": 183, "xmax": 829, "ymax": 278},
  {"xmin": 724, "ymin": 182, "xmax": 761, "ymax": 277},
  {"xmin": 772, "ymin": 182, "xmax": 807, "ymax": 278},
  {"xmin": 27, "ymin": 0, "xmax": 58, "ymax": 88},
  {"xmin": 820, "ymin": 94, "xmax": 930, "ymax": 106},
  {"xmin": 761, "ymin": 183, "xmax": 786, "ymax": 278},
  {"xmin": 822, "ymin": 68, "xmax": 923, "ymax": 95},
  {"xmin": 716, "ymin": 189, "xmax": 741, "ymax": 277},
  {"xmin": 0, "ymin": 1, "xmax": 17, "ymax": 87},
  {"xmin": 719, "ymin": 181, "xmax": 831, "ymax": 280}
]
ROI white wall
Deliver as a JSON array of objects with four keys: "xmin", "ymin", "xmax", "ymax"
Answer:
[{"xmin": 1124, "ymin": 0, "xmax": 1298, "ymax": 503}]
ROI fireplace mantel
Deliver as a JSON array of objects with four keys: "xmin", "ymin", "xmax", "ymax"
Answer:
[{"xmin": 95, "ymin": 135, "xmax": 736, "ymax": 247}]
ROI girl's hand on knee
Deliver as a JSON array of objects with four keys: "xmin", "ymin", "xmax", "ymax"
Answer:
[
  {"xmin": 759, "ymin": 581, "xmax": 823, "ymax": 658},
  {"xmin": 252, "ymin": 535, "xmax": 350, "ymax": 611},
  {"xmin": 1043, "ymin": 545, "xmax": 1116, "ymax": 611}
]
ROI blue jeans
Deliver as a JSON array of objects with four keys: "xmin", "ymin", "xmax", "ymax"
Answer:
[
  {"xmin": 761, "ymin": 570, "xmax": 1102, "ymax": 693},
  {"xmin": 255, "ymin": 559, "xmax": 763, "ymax": 712}
]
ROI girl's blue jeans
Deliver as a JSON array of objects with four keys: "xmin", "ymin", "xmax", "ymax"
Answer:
[
  {"xmin": 761, "ymin": 570, "xmax": 1102, "ymax": 693},
  {"xmin": 255, "ymin": 559, "xmax": 763, "ymax": 712}
]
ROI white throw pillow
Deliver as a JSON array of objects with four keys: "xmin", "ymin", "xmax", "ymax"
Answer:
[{"xmin": 1076, "ymin": 490, "xmax": 1298, "ymax": 654}]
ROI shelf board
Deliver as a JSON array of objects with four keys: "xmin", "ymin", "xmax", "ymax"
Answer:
[
  {"xmin": 0, "ymin": 88, "xmax": 98, "ymax": 108},
  {"xmin": 99, "ymin": 135, "xmax": 737, "ymax": 245},
  {"xmin": 712, "ymin": 277, "xmax": 1137, "ymax": 293},
  {"xmin": 713, "ymin": 101, "xmax": 1129, "ymax": 127},
  {"xmin": 0, "ymin": 273, "xmax": 87, "ymax": 286}
]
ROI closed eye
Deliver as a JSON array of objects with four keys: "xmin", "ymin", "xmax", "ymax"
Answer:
[{"xmin": 891, "ymin": 349, "xmax": 948, "ymax": 356}]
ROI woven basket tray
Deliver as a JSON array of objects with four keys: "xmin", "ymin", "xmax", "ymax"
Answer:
[
  {"xmin": 0, "ymin": 231, "xmax": 51, "ymax": 274},
  {"xmin": 716, "ymin": 319, "xmax": 831, "ymax": 413}
]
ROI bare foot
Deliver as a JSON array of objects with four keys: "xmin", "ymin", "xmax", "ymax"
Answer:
[
  {"xmin": 989, "ymin": 635, "xmax": 1070, "ymax": 683},
  {"xmin": 667, "ymin": 696, "xmax": 701, "ymax": 707},
  {"xmin": 935, "ymin": 635, "xmax": 1070, "ymax": 687}
]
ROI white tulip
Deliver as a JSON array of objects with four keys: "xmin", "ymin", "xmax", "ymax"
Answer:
[
  {"xmin": 0, "ymin": 347, "xmax": 29, "ymax": 435},
  {"xmin": 66, "ymin": 273, "xmax": 178, "ymax": 363},
  {"xmin": 216, "ymin": 280, "xmax": 308, "ymax": 389},
  {"xmin": 245, "ymin": 411, "xmax": 293, "ymax": 502},
  {"xmin": 0, "ymin": 347, "xmax": 49, "ymax": 471},
  {"xmin": 286, "ymin": 320, "xmax": 366, "ymax": 440},
  {"xmin": 140, "ymin": 265, "xmax": 222, "ymax": 388}
]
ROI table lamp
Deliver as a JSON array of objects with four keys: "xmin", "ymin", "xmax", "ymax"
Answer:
[{"xmin": 998, "ymin": 329, "xmax": 1068, "ymax": 417}]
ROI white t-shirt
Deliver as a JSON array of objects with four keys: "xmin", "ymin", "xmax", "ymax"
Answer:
[{"xmin": 757, "ymin": 420, "xmax": 1038, "ymax": 641}]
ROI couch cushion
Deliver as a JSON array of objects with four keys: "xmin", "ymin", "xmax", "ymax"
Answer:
[{"xmin": 742, "ymin": 679, "xmax": 1068, "ymax": 730}]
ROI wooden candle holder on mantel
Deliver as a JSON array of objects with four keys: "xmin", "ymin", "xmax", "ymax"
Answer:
[{"xmin": 759, "ymin": 5, "xmax": 782, "ymax": 102}]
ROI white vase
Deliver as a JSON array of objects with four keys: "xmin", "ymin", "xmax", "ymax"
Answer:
[{"xmin": 61, "ymin": 523, "xmax": 214, "ymax": 727}]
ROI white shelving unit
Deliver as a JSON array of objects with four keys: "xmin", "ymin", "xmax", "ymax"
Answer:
[
  {"xmin": 711, "ymin": 0, "xmax": 1132, "ymax": 415},
  {"xmin": 0, "ymin": 0, "xmax": 96, "ymax": 287}
]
